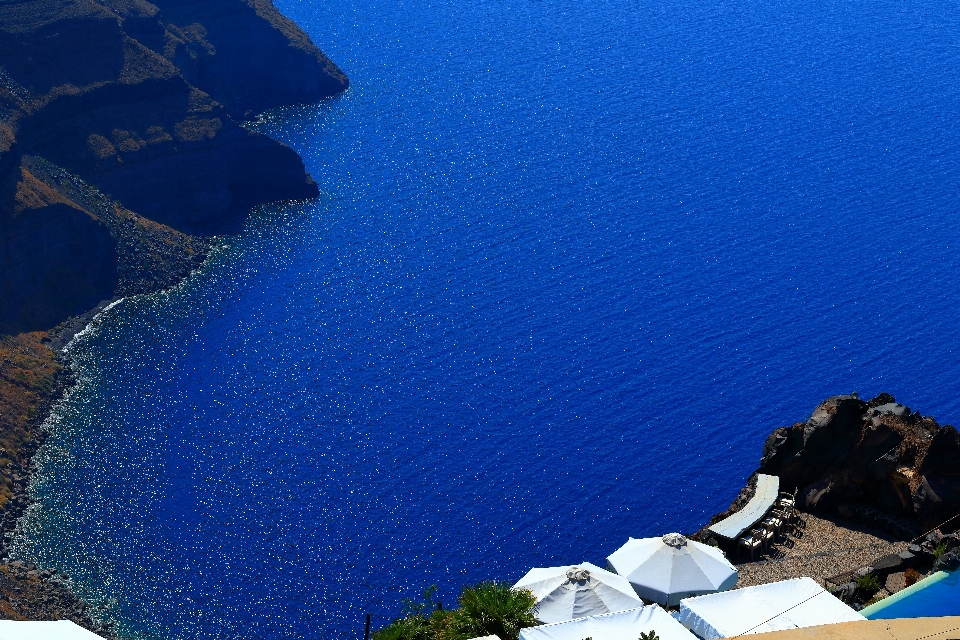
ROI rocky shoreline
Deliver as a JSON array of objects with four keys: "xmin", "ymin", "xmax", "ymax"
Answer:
[
  {"xmin": 0, "ymin": 233, "xmax": 222, "ymax": 635},
  {"xmin": 0, "ymin": 226, "xmax": 217, "ymax": 634},
  {"xmin": 0, "ymin": 0, "xmax": 351, "ymax": 634},
  {"xmin": 0, "ymin": 333, "xmax": 118, "ymax": 636},
  {"xmin": 0, "ymin": 170, "xmax": 225, "ymax": 635},
  {"xmin": 7, "ymin": 323, "xmax": 960, "ymax": 634},
  {"xmin": 7, "ymin": 357, "xmax": 960, "ymax": 632}
]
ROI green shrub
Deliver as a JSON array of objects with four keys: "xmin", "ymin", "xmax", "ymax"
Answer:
[
  {"xmin": 450, "ymin": 582, "xmax": 538, "ymax": 640},
  {"xmin": 373, "ymin": 615, "xmax": 434, "ymax": 640},
  {"xmin": 934, "ymin": 542, "xmax": 947, "ymax": 560},
  {"xmin": 854, "ymin": 572, "xmax": 881, "ymax": 593},
  {"xmin": 373, "ymin": 586, "xmax": 449, "ymax": 640},
  {"xmin": 639, "ymin": 632, "xmax": 660, "ymax": 640},
  {"xmin": 374, "ymin": 582, "xmax": 537, "ymax": 640}
]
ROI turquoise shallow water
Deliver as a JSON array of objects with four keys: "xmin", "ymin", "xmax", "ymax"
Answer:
[{"xmin": 10, "ymin": 0, "xmax": 960, "ymax": 638}]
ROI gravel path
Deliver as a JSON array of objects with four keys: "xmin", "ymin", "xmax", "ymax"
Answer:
[{"xmin": 733, "ymin": 513, "xmax": 910, "ymax": 589}]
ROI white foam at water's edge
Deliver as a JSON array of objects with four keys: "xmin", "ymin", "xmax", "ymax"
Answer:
[
  {"xmin": 63, "ymin": 299, "xmax": 126, "ymax": 354},
  {"xmin": 62, "ymin": 237, "xmax": 237, "ymax": 355}
]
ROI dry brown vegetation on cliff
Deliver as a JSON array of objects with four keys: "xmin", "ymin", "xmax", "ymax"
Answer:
[
  {"xmin": 0, "ymin": 560, "xmax": 111, "ymax": 632},
  {"xmin": 0, "ymin": 334, "xmax": 59, "ymax": 505}
]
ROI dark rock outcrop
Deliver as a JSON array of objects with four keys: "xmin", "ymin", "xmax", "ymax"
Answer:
[
  {"xmin": 141, "ymin": 0, "xmax": 348, "ymax": 117},
  {"xmin": 19, "ymin": 74, "xmax": 317, "ymax": 234},
  {"xmin": 0, "ymin": 0, "xmax": 347, "ymax": 333},
  {"xmin": 696, "ymin": 393, "xmax": 960, "ymax": 544},
  {"xmin": 0, "ymin": 166, "xmax": 118, "ymax": 333},
  {"xmin": 762, "ymin": 394, "xmax": 867, "ymax": 497},
  {"xmin": 758, "ymin": 393, "xmax": 959, "ymax": 535},
  {"xmin": 934, "ymin": 550, "xmax": 960, "ymax": 572}
]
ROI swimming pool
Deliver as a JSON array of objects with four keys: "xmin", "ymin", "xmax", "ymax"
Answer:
[{"xmin": 862, "ymin": 571, "xmax": 960, "ymax": 619}]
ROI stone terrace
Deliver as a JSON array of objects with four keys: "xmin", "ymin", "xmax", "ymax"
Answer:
[{"xmin": 734, "ymin": 513, "xmax": 911, "ymax": 591}]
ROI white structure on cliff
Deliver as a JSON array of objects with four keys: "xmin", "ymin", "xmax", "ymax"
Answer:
[{"xmin": 0, "ymin": 620, "xmax": 105, "ymax": 639}]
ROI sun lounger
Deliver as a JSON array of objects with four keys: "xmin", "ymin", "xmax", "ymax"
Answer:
[{"xmin": 707, "ymin": 474, "xmax": 780, "ymax": 541}]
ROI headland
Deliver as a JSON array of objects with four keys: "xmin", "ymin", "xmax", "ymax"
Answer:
[
  {"xmin": 691, "ymin": 393, "xmax": 960, "ymax": 610},
  {"xmin": 0, "ymin": 0, "xmax": 348, "ymax": 634}
]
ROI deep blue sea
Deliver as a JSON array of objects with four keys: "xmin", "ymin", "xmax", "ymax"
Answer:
[{"xmin": 11, "ymin": 0, "xmax": 960, "ymax": 637}]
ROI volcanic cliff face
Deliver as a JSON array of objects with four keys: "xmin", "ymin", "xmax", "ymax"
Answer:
[
  {"xmin": 692, "ymin": 393, "xmax": 960, "ymax": 546},
  {"xmin": 758, "ymin": 393, "xmax": 960, "ymax": 535},
  {"xmin": 0, "ymin": 0, "xmax": 347, "ymax": 334}
]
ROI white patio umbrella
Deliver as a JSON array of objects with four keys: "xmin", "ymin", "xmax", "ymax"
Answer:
[
  {"xmin": 606, "ymin": 533, "xmax": 738, "ymax": 607},
  {"xmin": 0, "ymin": 620, "xmax": 107, "ymax": 639},
  {"xmin": 513, "ymin": 561, "xmax": 645, "ymax": 623},
  {"xmin": 519, "ymin": 604, "xmax": 697, "ymax": 640}
]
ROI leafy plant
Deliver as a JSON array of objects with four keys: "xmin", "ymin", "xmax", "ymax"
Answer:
[
  {"xmin": 404, "ymin": 585, "xmax": 443, "ymax": 618},
  {"xmin": 373, "ymin": 586, "xmax": 450, "ymax": 640},
  {"xmin": 639, "ymin": 632, "xmax": 660, "ymax": 640},
  {"xmin": 854, "ymin": 572, "xmax": 881, "ymax": 593},
  {"xmin": 934, "ymin": 542, "xmax": 947, "ymax": 560},
  {"xmin": 373, "ymin": 616, "xmax": 433, "ymax": 640},
  {"xmin": 450, "ymin": 582, "xmax": 537, "ymax": 640},
  {"xmin": 375, "ymin": 582, "xmax": 537, "ymax": 640}
]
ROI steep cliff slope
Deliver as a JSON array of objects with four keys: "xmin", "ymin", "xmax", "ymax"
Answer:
[
  {"xmin": 0, "ymin": 0, "xmax": 346, "ymax": 629},
  {"xmin": 757, "ymin": 393, "xmax": 960, "ymax": 532},
  {"xmin": 697, "ymin": 393, "xmax": 960, "ymax": 543},
  {"xmin": 0, "ymin": 0, "xmax": 347, "ymax": 333}
]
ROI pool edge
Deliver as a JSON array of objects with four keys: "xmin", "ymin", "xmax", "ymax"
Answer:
[{"xmin": 861, "ymin": 571, "xmax": 950, "ymax": 618}]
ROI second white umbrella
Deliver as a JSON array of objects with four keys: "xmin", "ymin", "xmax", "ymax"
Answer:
[
  {"xmin": 606, "ymin": 533, "xmax": 738, "ymax": 607},
  {"xmin": 513, "ymin": 561, "xmax": 645, "ymax": 624}
]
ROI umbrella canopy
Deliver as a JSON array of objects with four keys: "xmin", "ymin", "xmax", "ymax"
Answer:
[
  {"xmin": 513, "ymin": 561, "xmax": 645, "ymax": 623},
  {"xmin": 606, "ymin": 533, "xmax": 738, "ymax": 607},
  {"xmin": 519, "ymin": 605, "xmax": 696, "ymax": 640},
  {"xmin": 0, "ymin": 620, "xmax": 106, "ymax": 639}
]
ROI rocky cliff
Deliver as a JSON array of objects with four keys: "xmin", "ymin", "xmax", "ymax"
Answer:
[
  {"xmin": 760, "ymin": 392, "xmax": 960, "ymax": 533},
  {"xmin": 0, "ymin": 0, "xmax": 347, "ymax": 334},
  {"xmin": 700, "ymin": 393, "xmax": 960, "ymax": 542},
  {"xmin": 0, "ymin": 0, "xmax": 345, "ymax": 629}
]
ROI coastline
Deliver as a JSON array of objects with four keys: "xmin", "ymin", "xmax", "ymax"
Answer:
[
  {"xmin": 0, "ymin": 0, "xmax": 350, "ymax": 628},
  {"xmin": 0, "ymin": 237, "xmax": 220, "ymax": 634},
  {"xmin": 11, "ymin": 302, "xmax": 960, "ymax": 637},
  {"xmin": 0, "ymin": 220, "xmax": 230, "ymax": 633},
  {"xmin": 43, "ymin": 298, "xmax": 123, "ymax": 354},
  {"xmin": 4, "ymin": 0, "xmax": 960, "ymax": 635},
  {"xmin": 0, "ymin": 330, "xmax": 117, "ymax": 636},
  {"xmin": 15, "ymin": 313, "xmax": 960, "ymax": 635},
  {"xmin": 14, "ymin": 308, "xmax": 960, "ymax": 638}
]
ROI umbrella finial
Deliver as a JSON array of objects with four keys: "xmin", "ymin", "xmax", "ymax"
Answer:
[
  {"xmin": 565, "ymin": 567, "xmax": 591, "ymax": 582},
  {"xmin": 662, "ymin": 533, "xmax": 687, "ymax": 547}
]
